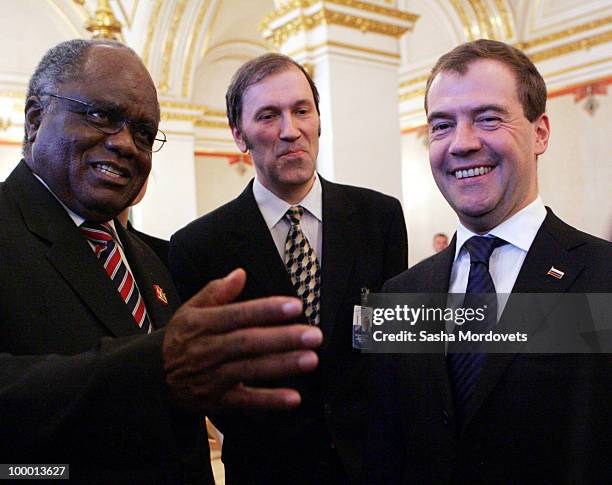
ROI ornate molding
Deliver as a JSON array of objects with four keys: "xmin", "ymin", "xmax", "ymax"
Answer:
[
  {"xmin": 260, "ymin": 1, "xmax": 417, "ymax": 47},
  {"xmin": 159, "ymin": 0, "xmax": 187, "ymax": 93},
  {"xmin": 450, "ymin": 0, "xmax": 475, "ymax": 41},
  {"xmin": 160, "ymin": 100, "xmax": 207, "ymax": 111},
  {"xmin": 182, "ymin": 0, "xmax": 212, "ymax": 97},
  {"xmin": 399, "ymin": 74, "xmax": 428, "ymax": 90},
  {"xmin": 85, "ymin": 0, "xmax": 122, "ymax": 40},
  {"xmin": 494, "ymin": 0, "xmax": 514, "ymax": 39},
  {"xmin": 467, "ymin": 0, "xmax": 496, "ymax": 40},
  {"xmin": 399, "ymin": 88, "xmax": 425, "ymax": 102},
  {"xmin": 142, "ymin": 0, "xmax": 163, "ymax": 68},
  {"xmin": 261, "ymin": 0, "xmax": 417, "ymax": 25},
  {"xmin": 528, "ymin": 30, "xmax": 612, "ymax": 63},
  {"xmin": 516, "ymin": 16, "xmax": 612, "ymax": 51},
  {"xmin": 195, "ymin": 119, "xmax": 229, "ymax": 129}
]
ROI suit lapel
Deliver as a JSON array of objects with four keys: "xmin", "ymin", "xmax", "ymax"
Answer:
[
  {"xmin": 229, "ymin": 182, "xmax": 297, "ymax": 299},
  {"xmin": 465, "ymin": 210, "xmax": 586, "ymax": 430},
  {"xmin": 424, "ymin": 239, "xmax": 457, "ymax": 421},
  {"xmin": 319, "ymin": 179, "xmax": 357, "ymax": 347},
  {"xmin": 9, "ymin": 162, "xmax": 141, "ymax": 337}
]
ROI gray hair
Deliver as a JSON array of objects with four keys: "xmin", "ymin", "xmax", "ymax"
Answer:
[{"xmin": 24, "ymin": 39, "xmax": 136, "ymax": 150}]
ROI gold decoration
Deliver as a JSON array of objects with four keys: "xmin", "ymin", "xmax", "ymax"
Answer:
[
  {"xmin": 195, "ymin": 119, "xmax": 229, "ymax": 129},
  {"xmin": 85, "ymin": 0, "xmax": 122, "ymax": 40},
  {"xmin": 399, "ymin": 87, "xmax": 425, "ymax": 102},
  {"xmin": 399, "ymin": 74, "xmax": 428, "ymax": 90},
  {"xmin": 159, "ymin": 0, "xmax": 187, "ymax": 93},
  {"xmin": 515, "ymin": 16, "xmax": 612, "ymax": 51},
  {"xmin": 450, "ymin": 0, "xmax": 476, "ymax": 40},
  {"xmin": 494, "ymin": 0, "xmax": 514, "ymax": 39},
  {"xmin": 528, "ymin": 30, "xmax": 612, "ymax": 63},
  {"xmin": 182, "ymin": 0, "xmax": 212, "ymax": 97},
  {"xmin": 160, "ymin": 112, "xmax": 201, "ymax": 122},
  {"xmin": 160, "ymin": 100, "xmax": 207, "ymax": 111},
  {"xmin": 206, "ymin": 109, "xmax": 227, "ymax": 117},
  {"xmin": 263, "ymin": 7, "xmax": 413, "ymax": 47},
  {"xmin": 468, "ymin": 0, "xmax": 496, "ymax": 39},
  {"xmin": 260, "ymin": 0, "xmax": 418, "ymax": 26},
  {"xmin": 142, "ymin": 0, "xmax": 163, "ymax": 68}
]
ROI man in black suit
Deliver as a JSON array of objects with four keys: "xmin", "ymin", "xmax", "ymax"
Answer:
[
  {"xmin": 170, "ymin": 53, "xmax": 408, "ymax": 484},
  {"xmin": 0, "ymin": 39, "xmax": 325, "ymax": 483},
  {"xmin": 371, "ymin": 39, "xmax": 612, "ymax": 483}
]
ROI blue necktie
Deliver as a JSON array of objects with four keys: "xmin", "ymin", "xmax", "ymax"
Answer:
[{"xmin": 447, "ymin": 236, "xmax": 507, "ymax": 427}]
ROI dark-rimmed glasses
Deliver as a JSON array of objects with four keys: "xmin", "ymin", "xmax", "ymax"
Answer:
[{"xmin": 42, "ymin": 93, "xmax": 166, "ymax": 153}]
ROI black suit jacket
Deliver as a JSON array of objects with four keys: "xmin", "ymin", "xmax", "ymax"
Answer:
[
  {"xmin": 128, "ymin": 221, "xmax": 170, "ymax": 269},
  {"xmin": 0, "ymin": 161, "xmax": 213, "ymax": 484},
  {"xmin": 170, "ymin": 176, "xmax": 408, "ymax": 484},
  {"xmin": 371, "ymin": 209, "xmax": 612, "ymax": 484}
]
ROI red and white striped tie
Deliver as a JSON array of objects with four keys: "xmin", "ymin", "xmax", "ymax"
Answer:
[{"xmin": 80, "ymin": 222, "xmax": 151, "ymax": 333}]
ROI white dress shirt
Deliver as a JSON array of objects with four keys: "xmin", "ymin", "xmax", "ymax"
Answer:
[
  {"xmin": 33, "ymin": 172, "xmax": 135, "ymax": 273},
  {"xmin": 252, "ymin": 176, "xmax": 323, "ymax": 266},
  {"xmin": 449, "ymin": 197, "xmax": 547, "ymax": 317}
]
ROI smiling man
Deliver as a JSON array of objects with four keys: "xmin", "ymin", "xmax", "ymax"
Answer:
[
  {"xmin": 0, "ymin": 40, "xmax": 329, "ymax": 483},
  {"xmin": 170, "ymin": 53, "xmax": 408, "ymax": 484},
  {"xmin": 372, "ymin": 39, "xmax": 612, "ymax": 483}
]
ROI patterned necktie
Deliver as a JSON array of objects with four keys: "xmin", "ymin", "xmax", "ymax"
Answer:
[
  {"xmin": 285, "ymin": 206, "xmax": 321, "ymax": 325},
  {"xmin": 80, "ymin": 222, "xmax": 152, "ymax": 334},
  {"xmin": 447, "ymin": 236, "xmax": 507, "ymax": 427}
]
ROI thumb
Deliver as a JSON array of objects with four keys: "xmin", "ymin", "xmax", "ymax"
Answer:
[{"xmin": 187, "ymin": 268, "xmax": 247, "ymax": 308}]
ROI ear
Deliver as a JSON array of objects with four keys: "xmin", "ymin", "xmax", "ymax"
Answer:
[
  {"xmin": 231, "ymin": 125, "xmax": 248, "ymax": 153},
  {"xmin": 24, "ymin": 96, "xmax": 44, "ymax": 144},
  {"xmin": 533, "ymin": 113, "xmax": 550, "ymax": 156}
]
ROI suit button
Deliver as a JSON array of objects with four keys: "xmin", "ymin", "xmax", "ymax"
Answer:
[{"xmin": 324, "ymin": 403, "xmax": 332, "ymax": 416}]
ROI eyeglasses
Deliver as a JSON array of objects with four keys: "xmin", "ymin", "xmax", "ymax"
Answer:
[{"xmin": 42, "ymin": 93, "xmax": 166, "ymax": 153}]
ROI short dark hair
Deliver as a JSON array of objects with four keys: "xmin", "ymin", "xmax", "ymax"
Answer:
[
  {"xmin": 24, "ymin": 39, "xmax": 135, "ymax": 150},
  {"xmin": 424, "ymin": 39, "xmax": 547, "ymax": 122},
  {"xmin": 225, "ymin": 53, "xmax": 320, "ymax": 131}
]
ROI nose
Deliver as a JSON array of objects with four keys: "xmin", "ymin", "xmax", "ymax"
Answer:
[
  {"xmin": 279, "ymin": 113, "xmax": 301, "ymax": 142},
  {"xmin": 104, "ymin": 122, "xmax": 140, "ymax": 157},
  {"xmin": 449, "ymin": 121, "xmax": 481, "ymax": 156}
]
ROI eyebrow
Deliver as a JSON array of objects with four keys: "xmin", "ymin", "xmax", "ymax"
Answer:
[
  {"xmin": 253, "ymin": 98, "xmax": 314, "ymax": 116},
  {"xmin": 427, "ymin": 104, "xmax": 510, "ymax": 123}
]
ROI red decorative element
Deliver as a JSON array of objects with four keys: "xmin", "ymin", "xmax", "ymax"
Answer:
[
  {"xmin": 228, "ymin": 154, "xmax": 253, "ymax": 166},
  {"xmin": 153, "ymin": 284, "xmax": 168, "ymax": 305},
  {"xmin": 573, "ymin": 83, "xmax": 608, "ymax": 102}
]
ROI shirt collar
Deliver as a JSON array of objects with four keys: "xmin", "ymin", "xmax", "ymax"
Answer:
[
  {"xmin": 454, "ymin": 196, "xmax": 547, "ymax": 261},
  {"xmin": 32, "ymin": 172, "xmax": 119, "ymax": 236},
  {"xmin": 253, "ymin": 174, "xmax": 322, "ymax": 230}
]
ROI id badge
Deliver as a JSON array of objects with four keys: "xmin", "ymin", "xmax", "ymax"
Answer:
[{"xmin": 352, "ymin": 305, "xmax": 373, "ymax": 350}]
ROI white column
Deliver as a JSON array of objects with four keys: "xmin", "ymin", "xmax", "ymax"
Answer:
[
  {"xmin": 132, "ymin": 106, "xmax": 201, "ymax": 239},
  {"xmin": 261, "ymin": 0, "xmax": 418, "ymax": 200}
]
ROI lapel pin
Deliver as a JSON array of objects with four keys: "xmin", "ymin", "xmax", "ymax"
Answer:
[
  {"xmin": 546, "ymin": 266, "xmax": 565, "ymax": 280},
  {"xmin": 153, "ymin": 284, "xmax": 168, "ymax": 305}
]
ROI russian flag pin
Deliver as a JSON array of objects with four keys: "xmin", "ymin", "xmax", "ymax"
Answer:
[{"xmin": 546, "ymin": 266, "xmax": 565, "ymax": 280}]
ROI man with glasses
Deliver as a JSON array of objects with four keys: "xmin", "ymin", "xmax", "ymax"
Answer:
[{"xmin": 0, "ymin": 39, "xmax": 323, "ymax": 483}]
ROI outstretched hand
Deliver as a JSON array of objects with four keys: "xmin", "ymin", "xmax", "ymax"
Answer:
[{"xmin": 163, "ymin": 268, "xmax": 322, "ymax": 412}]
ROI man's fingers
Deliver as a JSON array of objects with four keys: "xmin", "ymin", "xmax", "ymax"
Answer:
[
  {"xmin": 188, "ymin": 268, "xmax": 247, "ymax": 307},
  {"xmin": 185, "ymin": 325, "xmax": 322, "ymax": 373},
  {"xmin": 222, "ymin": 384, "xmax": 302, "ymax": 410},
  {"xmin": 218, "ymin": 350, "xmax": 319, "ymax": 384},
  {"xmin": 186, "ymin": 296, "xmax": 305, "ymax": 333}
]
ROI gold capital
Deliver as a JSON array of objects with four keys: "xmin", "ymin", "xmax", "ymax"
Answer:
[{"xmin": 86, "ymin": 0, "xmax": 122, "ymax": 40}]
